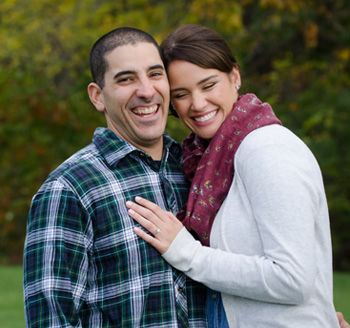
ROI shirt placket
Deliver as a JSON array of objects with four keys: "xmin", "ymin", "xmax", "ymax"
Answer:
[
  {"xmin": 159, "ymin": 149, "xmax": 178, "ymax": 213},
  {"xmin": 173, "ymin": 270, "xmax": 190, "ymax": 328},
  {"xmin": 138, "ymin": 147, "xmax": 191, "ymax": 327},
  {"xmin": 161, "ymin": 149, "xmax": 190, "ymax": 327}
]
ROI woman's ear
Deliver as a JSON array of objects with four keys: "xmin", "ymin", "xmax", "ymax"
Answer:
[
  {"xmin": 230, "ymin": 67, "xmax": 241, "ymax": 88},
  {"xmin": 88, "ymin": 83, "xmax": 105, "ymax": 113}
]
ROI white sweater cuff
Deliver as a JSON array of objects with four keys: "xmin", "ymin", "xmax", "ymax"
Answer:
[{"xmin": 162, "ymin": 226, "xmax": 202, "ymax": 272}]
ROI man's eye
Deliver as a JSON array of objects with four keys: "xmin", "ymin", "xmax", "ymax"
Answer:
[
  {"xmin": 150, "ymin": 71, "xmax": 163, "ymax": 77},
  {"xmin": 118, "ymin": 77, "xmax": 133, "ymax": 83}
]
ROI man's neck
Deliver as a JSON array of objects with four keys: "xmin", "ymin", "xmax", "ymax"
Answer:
[
  {"xmin": 106, "ymin": 126, "xmax": 164, "ymax": 161},
  {"xmin": 141, "ymin": 141, "xmax": 163, "ymax": 161}
]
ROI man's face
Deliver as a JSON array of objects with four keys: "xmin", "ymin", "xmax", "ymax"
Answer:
[{"xmin": 89, "ymin": 42, "xmax": 170, "ymax": 157}]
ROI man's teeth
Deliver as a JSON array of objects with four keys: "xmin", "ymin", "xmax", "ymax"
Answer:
[
  {"xmin": 133, "ymin": 105, "xmax": 158, "ymax": 115},
  {"xmin": 194, "ymin": 111, "xmax": 217, "ymax": 122}
]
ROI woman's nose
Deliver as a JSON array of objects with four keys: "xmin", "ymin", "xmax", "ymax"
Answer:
[{"xmin": 190, "ymin": 92, "xmax": 207, "ymax": 111}]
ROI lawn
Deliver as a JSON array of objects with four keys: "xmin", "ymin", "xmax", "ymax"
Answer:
[
  {"xmin": 0, "ymin": 266, "xmax": 25, "ymax": 328},
  {"xmin": 1, "ymin": 266, "xmax": 349, "ymax": 328}
]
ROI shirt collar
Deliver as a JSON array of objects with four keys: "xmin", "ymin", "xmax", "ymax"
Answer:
[{"xmin": 92, "ymin": 127, "xmax": 182, "ymax": 167}]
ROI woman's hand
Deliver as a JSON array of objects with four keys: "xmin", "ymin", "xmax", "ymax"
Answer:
[
  {"xmin": 126, "ymin": 197, "xmax": 184, "ymax": 254},
  {"xmin": 337, "ymin": 312, "xmax": 350, "ymax": 328}
]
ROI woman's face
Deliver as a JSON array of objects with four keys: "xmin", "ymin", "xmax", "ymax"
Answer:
[{"xmin": 168, "ymin": 60, "xmax": 241, "ymax": 140}]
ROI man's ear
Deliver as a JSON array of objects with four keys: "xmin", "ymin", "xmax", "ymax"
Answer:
[{"xmin": 88, "ymin": 83, "xmax": 105, "ymax": 113}]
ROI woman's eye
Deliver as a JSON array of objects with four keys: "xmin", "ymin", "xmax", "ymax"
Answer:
[
  {"xmin": 173, "ymin": 93, "xmax": 186, "ymax": 99},
  {"xmin": 203, "ymin": 82, "xmax": 216, "ymax": 90}
]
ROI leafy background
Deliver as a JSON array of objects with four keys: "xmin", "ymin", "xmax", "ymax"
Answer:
[{"xmin": 0, "ymin": 0, "xmax": 349, "ymax": 270}]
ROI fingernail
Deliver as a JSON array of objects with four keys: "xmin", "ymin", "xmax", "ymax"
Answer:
[
  {"xmin": 128, "ymin": 209, "xmax": 135, "ymax": 215},
  {"xmin": 135, "ymin": 196, "xmax": 141, "ymax": 202},
  {"xmin": 126, "ymin": 201, "xmax": 132, "ymax": 207}
]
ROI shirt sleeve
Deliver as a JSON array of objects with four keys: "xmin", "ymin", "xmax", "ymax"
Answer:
[
  {"xmin": 23, "ymin": 179, "xmax": 91, "ymax": 327},
  {"xmin": 163, "ymin": 131, "xmax": 325, "ymax": 305}
]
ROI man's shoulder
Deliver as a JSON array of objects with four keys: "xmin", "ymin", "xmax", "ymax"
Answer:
[{"xmin": 44, "ymin": 142, "xmax": 103, "ymax": 187}]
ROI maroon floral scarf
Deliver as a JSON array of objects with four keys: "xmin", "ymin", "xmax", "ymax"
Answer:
[{"xmin": 177, "ymin": 93, "xmax": 282, "ymax": 246}]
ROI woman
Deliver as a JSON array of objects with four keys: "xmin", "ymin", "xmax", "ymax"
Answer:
[{"xmin": 126, "ymin": 25, "xmax": 343, "ymax": 327}]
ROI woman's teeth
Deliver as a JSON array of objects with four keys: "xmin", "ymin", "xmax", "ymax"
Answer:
[{"xmin": 194, "ymin": 110, "xmax": 217, "ymax": 122}]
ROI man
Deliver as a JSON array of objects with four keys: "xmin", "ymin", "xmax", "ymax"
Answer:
[{"xmin": 23, "ymin": 27, "xmax": 207, "ymax": 327}]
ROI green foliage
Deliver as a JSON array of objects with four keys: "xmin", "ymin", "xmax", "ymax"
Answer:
[{"xmin": 0, "ymin": 0, "xmax": 349, "ymax": 269}]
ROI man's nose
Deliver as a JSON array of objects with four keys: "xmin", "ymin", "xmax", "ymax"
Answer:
[{"xmin": 136, "ymin": 78, "xmax": 155, "ymax": 99}]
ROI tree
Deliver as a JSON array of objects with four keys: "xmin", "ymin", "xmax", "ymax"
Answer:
[{"xmin": 0, "ymin": 0, "xmax": 349, "ymax": 269}]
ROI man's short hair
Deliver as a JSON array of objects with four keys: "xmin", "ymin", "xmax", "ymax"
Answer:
[{"xmin": 90, "ymin": 27, "xmax": 161, "ymax": 89}]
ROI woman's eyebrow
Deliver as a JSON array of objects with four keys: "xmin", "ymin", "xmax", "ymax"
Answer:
[
  {"xmin": 170, "ymin": 74, "xmax": 218, "ymax": 93},
  {"xmin": 197, "ymin": 75, "xmax": 218, "ymax": 85}
]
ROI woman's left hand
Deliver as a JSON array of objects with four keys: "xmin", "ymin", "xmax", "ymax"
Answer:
[
  {"xmin": 337, "ymin": 312, "xmax": 350, "ymax": 328},
  {"xmin": 126, "ymin": 197, "xmax": 184, "ymax": 254}
]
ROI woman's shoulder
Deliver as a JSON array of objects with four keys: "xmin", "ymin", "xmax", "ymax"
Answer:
[
  {"xmin": 237, "ymin": 124, "xmax": 310, "ymax": 156},
  {"xmin": 235, "ymin": 124, "xmax": 320, "ymax": 176}
]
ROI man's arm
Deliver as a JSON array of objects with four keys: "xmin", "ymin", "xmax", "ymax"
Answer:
[{"xmin": 24, "ymin": 180, "xmax": 90, "ymax": 327}]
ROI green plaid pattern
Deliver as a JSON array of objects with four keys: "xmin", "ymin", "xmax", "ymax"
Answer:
[{"xmin": 24, "ymin": 128, "xmax": 207, "ymax": 328}]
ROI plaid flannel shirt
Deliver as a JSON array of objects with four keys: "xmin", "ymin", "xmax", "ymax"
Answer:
[{"xmin": 24, "ymin": 128, "xmax": 207, "ymax": 328}]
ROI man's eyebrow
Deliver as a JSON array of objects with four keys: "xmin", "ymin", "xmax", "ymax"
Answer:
[
  {"xmin": 113, "ymin": 65, "xmax": 165, "ymax": 81},
  {"xmin": 113, "ymin": 70, "xmax": 135, "ymax": 80},
  {"xmin": 149, "ymin": 64, "xmax": 165, "ymax": 71},
  {"xmin": 171, "ymin": 74, "xmax": 218, "ymax": 93}
]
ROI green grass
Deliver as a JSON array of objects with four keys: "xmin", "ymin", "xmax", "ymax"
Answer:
[
  {"xmin": 334, "ymin": 272, "xmax": 350, "ymax": 319},
  {"xmin": 0, "ymin": 266, "xmax": 25, "ymax": 328},
  {"xmin": 0, "ymin": 266, "xmax": 349, "ymax": 328}
]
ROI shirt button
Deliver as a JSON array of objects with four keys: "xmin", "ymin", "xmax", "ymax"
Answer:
[
  {"xmin": 178, "ymin": 287, "xmax": 183, "ymax": 294},
  {"xmin": 212, "ymin": 293, "xmax": 217, "ymax": 300}
]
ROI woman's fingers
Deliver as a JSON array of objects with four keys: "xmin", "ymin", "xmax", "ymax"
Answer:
[
  {"xmin": 128, "ymin": 207, "xmax": 176, "ymax": 254},
  {"xmin": 127, "ymin": 207, "xmax": 157, "ymax": 234},
  {"xmin": 127, "ymin": 206, "xmax": 167, "ymax": 252},
  {"xmin": 126, "ymin": 200, "xmax": 160, "ymax": 225},
  {"xmin": 337, "ymin": 312, "xmax": 350, "ymax": 328},
  {"xmin": 135, "ymin": 196, "xmax": 159, "ymax": 210},
  {"xmin": 133, "ymin": 226, "xmax": 165, "ymax": 252},
  {"xmin": 133, "ymin": 197, "xmax": 181, "ymax": 224},
  {"xmin": 126, "ymin": 197, "xmax": 184, "ymax": 254}
]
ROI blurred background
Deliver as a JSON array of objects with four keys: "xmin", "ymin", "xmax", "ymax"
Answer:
[{"xmin": 0, "ymin": 0, "xmax": 349, "ymax": 326}]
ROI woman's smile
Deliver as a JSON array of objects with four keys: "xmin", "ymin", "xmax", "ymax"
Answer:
[{"xmin": 193, "ymin": 110, "xmax": 218, "ymax": 123}]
